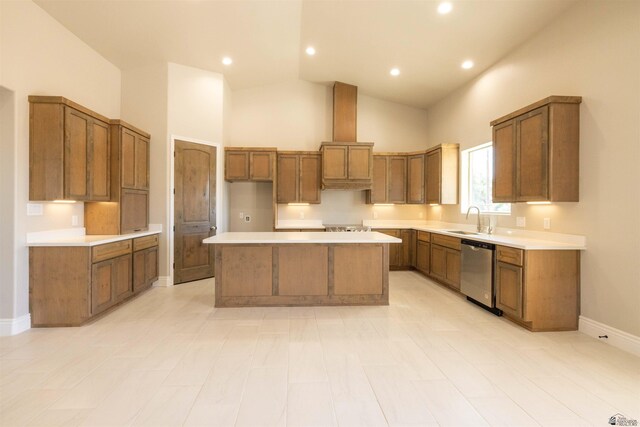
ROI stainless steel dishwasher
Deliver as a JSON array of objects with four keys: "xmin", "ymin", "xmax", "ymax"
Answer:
[{"xmin": 460, "ymin": 239, "xmax": 502, "ymax": 315}]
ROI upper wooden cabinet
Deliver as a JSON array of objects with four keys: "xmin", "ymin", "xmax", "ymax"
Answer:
[
  {"xmin": 425, "ymin": 144, "xmax": 459, "ymax": 205},
  {"xmin": 367, "ymin": 154, "xmax": 407, "ymax": 204},
  {"xmin": 29, "ymin": 96, "xmax": 111, "ymax": 201},
  {"xmin": 113, "ymin": 120, "xmax": 149, "ymax": 191},
  {"xmin": 320, "ymin": 142, "xmax": 373, "ymax": 190},
  {"xmin": 407, "ymin": 153, "xmax": 425, "ymax": 204},
  {"xmin": 491, "ymin": 96, "xmax": 581, "ymax": 202},
  {"xmin": 276, "ymin": 151, "xmax": 321, "ymax": 204},
  {"xmin": 333, "ymin": 82, "xmax": 357, "ymax": 142},
  {"xmin": 225, "ymin": 148, "xmax": 276, "ymax": 182}
]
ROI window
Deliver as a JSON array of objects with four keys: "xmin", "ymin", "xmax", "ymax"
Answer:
[{"xmin": 460, "ymin": 142, "xmax": 511, "ymax": 214}]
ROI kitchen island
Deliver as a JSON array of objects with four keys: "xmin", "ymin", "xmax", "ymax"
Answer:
[{"xmin": 203, "ymin": 232, "xmax": 401, "ymax": 307}]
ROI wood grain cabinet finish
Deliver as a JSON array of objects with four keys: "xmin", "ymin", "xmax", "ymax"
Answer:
[
  {"xmin": 224, "ymin": 148, "xmax": 276, "ymax": 182},
  {"xmin": 425, "ymin": 144, "xmax": 459, "ymax": 205},
  {"xmin": 84, "ymin": 120, "xmax": 151, "ymax": 235},
  {"xmin": 407, "ymin": 153, "xmax": 426, "ymax": 204},
  {"xmin": 379, "ymin": 229, "xmax": 412, "ymax": 270},
  {"xmin": 320, "ymin": 142, "xmax": 373, "ymax": 190},
  {"xmin": 495, "ymin": 261, "xmax": 523, "ymax": 319},
  {"xmin": 415, "ymin": 240, "xmax": 430, "ymax": 274},
  {"xmin": 430, "ymin": 240, "xmax": 461, "ymax": 290},
  {"xmin": 367, "ymin": 155, "xmax": 407, "ymax": 204},
  {"xmin": 333, "ymin": 82, "xmax": 357, "ymax": 142},
  {"xmin": 491, "ymin": 96, "xmax": 581, "ymax": 202},
  {"xmin": 276, "ymin": 152, "xmax": 321, "ymax": 204},
  {"xmin": 29, "ymin": 96, "xmax": 111, "ymax": 201},
  {"xmin": 133, "ymin": 244, "xmax": 159, "ymax": 293},
  {"xmin": 92, "ymin": 253, "xmax": 132, "ymax": 315}
]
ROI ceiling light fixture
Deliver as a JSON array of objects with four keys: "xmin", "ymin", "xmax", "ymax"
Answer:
[
  {"xmin": 222, "ymin": 57, "xmax": 233, "ymax": 65},
  {"xmin": 390, "ymin": 68, "xmax": 400, "ymax": 76},
  {"xmin": 461, "ymin": 60, "xmax": 474, "ymax": 69},
  {"xmin": 305, "ymin": 46, "xmax": 316, "ymax": 56},
  {"xmin": 438, "ymin": 2, "xmax": 453, "ymax": 14}
]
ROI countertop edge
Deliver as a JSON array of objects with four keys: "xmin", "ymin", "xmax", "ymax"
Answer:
[{"xmin": 27, "ymin": 229, "xmax": 162, "ymax": 247}]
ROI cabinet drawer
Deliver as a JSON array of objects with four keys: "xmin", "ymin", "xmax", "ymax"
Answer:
[
  {"xmin": 133, "ymin": 234, "xmax": 158, "ymax": 251},
  {"xmin": 496, "ymin": 245, "xmax": 524, "ymax": 266},
  {"xmin": 432, "ymin": 234, "xmax": 461, "ymax": 251},
  {"xmin": 92, "ymin": 239, "xmax": 132, "ymax": 263},
  {"xmin": 417, "ymin": 231, "xmax": 430, "ymax": 242}
]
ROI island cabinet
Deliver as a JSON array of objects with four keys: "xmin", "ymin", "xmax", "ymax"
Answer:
[
  {"xmin": 429, "ymin": 234, "xmax": 461, "ymax": 289},
  {"xmin": 276, "ymin": 151, "xmax": 321, "ymax": 204},
  {"xmin": 425, "ymin": 144, "xmax": 459, "ymax": 205},
  {"xmin": 495, "ymin": 245, "xmax": 580, "ymax": 331},
  {"xmin": 225, "ymin": 147, "xmax": 276, "ymax": 181},
  {"xmin": 414, "ymin": 231, "xmax": 431, "ymax": 274},
  {"xmin": 29, "ymin": 234, "xmax": 159, "ymax": 327},
  {"xmin": 84, "ymin": 120, "xmax": 151, "ymax": 235},
  {"xmin": 491, "ymin": 96, "xmax": 582, "ymax": 202},
  {"xmin": 407, "ymin": 153, "xmax": 426, "ymax": 204},
  {"xmin": 367, "ymin": 155, "xmax": 407, "ymax": 204},
  {"xmin": 29, "ymin": 96, "xmax": 111, "ymax": 202},
  {"xmin": 320, "ymin": 142, "xmax": 373, "ymax": 190}
]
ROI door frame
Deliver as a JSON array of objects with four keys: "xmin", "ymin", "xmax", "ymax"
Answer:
[{"xmin": 168, "ymin": 135, "xmax": 224, "ymax": 286}]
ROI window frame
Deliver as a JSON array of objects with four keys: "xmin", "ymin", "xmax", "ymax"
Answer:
[{"xmin": 460, "ymin": 142, "xmax": 511, "ymax": 215}]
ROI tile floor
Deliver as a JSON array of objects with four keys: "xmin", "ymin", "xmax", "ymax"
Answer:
[{"xmin": 1, "ymin": 271, "xmax": 638, "ymax": 426}]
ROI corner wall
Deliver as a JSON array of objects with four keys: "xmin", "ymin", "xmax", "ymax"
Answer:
[{"xmin": 424, "ymin": 0, "xmax": 640, "ymax": 336}]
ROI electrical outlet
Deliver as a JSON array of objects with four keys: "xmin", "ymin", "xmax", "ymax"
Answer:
[
  {"xmin": 244, "ymin": 215, "xmax": 251, "ymax": 223},
  {"xmin": 373, "ymin": 211, "xmax": 378, "ymax": 219},
  {"xmin": 239, "ymin": 211, "xmax": 244, "ymax": 219},
  {"xmin": 299, "ymin": 211, "xmax": 304, "ymax": 219},
  {"xmin": 544, "ymin": 218, "xmax": 551, "ymax": 229},
  {"xmin": 516, "ymin": 217, "xmax": 526, "ymax": 227},
  {"xmin": 71, "ymin": 215, "xmax": 79, "ymax": 226},
  {"xmin": 27, "ymin": 203, "xmax": 43, "ymax": 216}
]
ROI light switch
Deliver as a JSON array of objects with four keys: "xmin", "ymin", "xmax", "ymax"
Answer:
[
  {"xmin": 516, "ymin": 217, "xmax": 526, "ymax": 227},
  {"xmin": 239, "ymin": 211, "xmax": 244, "ymax": 219},
  {"xmin": 27, "ymin": 203, "xmax": 43, "ymax": 216},
  {"xmin": 71, "ymin": 215, "xmax": 79, "ymax": 226}
]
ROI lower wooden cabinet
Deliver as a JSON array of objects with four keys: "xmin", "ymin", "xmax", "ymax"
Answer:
[
  {"xmin": 495, "ymin": 261, "xmax": 523, "ymax": 319},
  {"xmin": 92, "ymin": 254, "xmax": 132, "ymax": 315},
  {"xmin": 133, "ymin": 246, "xmax": 159, "ymax": 292},
  {"xmin": 379, "ymin": 229, "xmax": 412, "ymax": 270},
  {"xmin": 429, "ymin": 243, "xmax": 461, "ymax": 290},
  {"xmin": 415, "ymin": 240, "xmax": 430, "ymax": 274}
]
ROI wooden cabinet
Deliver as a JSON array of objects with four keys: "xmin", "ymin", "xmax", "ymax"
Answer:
[
  {"xmin": 379, "ymin": 229, "xmax": 412, "ymax": 269},
  {"xmin": 92, "ymin": 253, "xmax": 132, "ymax": 315},
  {"xmin": 225, "ymin": 148, "xmax": 276, "ymax": 182},
  {"xmin": 491, "ymin": 96, "xmax": 581, "ymax": 202},
  {"xmin": 495, "ymin": 260, "xmax": 523, "ymax": 319},
  {"xmin": 414, "ymin": 231, "xmax": 430, "ymax": 274},
  {"xmin": 133, "ymin": 235, "xmax": 159, "ymax": 293},
  {"xmin": 320, "ymin": 142, "xmax": 373, "ymax": 189},
  {"xmin": 84, "ymin": 120, "xmax": 151, "ymax": 235},
  {"xmin": 429, "ymin": 234, "xmax": 461, "ymax": 289},
  {"xmin": 407, "ymin": 153, "xmax": 425, "ymax": 204},
  {"xmin": 333, "ymin": 82, "xmax": 357, "ymax": 142},
  {"xmin": 425, "ymin": 144, "xmax": 459, "ymax": 205},
  {"xmin": 29, "ymin": 96, "xmax": 111, "ymax": 201},
  {"xmin": 368, "ymin": 155, "xmax": 407, "ymax": 204},
  {"xmin": 276, "ymin": 152, "xmax": 321, "ymax": 204}
]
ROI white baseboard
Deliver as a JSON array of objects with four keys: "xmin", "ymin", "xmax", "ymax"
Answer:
[
  {"xmin": 0, "ymin": 314, "xmax": 31, "ymax": 336},
  {"xmin": 154, "ymin": 276, "xmax": 172, "ymax": 287},
  {"xmin": 579, "ymin": 316, "xmax": 640, "ymax": 357}
]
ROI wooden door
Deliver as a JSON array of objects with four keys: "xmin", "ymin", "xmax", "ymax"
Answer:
[
  {"xmin": 225, "ymin": 150, "xmax": 249, "ymax": 180},
  {"xmin": 425, "ymin": 149, "xmax": 441, "ymax": 204},
  {"xmin": 174, "ymin": 140, "xmax": 216, "ymax": 284},
  {"xmin": 369, "ymin": 156, "xmax": 387, "ymax": 203},
  {"xmin": 493, "ymin": 121, "xmax": 516, "ymax": 202},
  {"xmin": 90, "ymin": 119, "xmax": 110, "ymax": 200},
  {"xmin": 277, "ymin": 154, "xmax": 298, "ymax": 203},
  {"xmin": 416, "ymin": 240, "xmax": 430, "ymax": 273},
  {"xmin": 91, "ymin": 259, "xmax": 115, "ymax": 315},
  {"xmin": 445, "ymin": 249, "xmax": 461, "ymax": 289},
  {"xmin": 516, "ymin": 106, "xmax": 549, "ymax": 201},
  {"xmin": 323, "ymin": 145, "xmax": 348, "ymax": 180},
  {"xmin": 65, "ymin": 107, "xmax": 90, "ymax": 200},
  {"xmin": 348, "ymin": 145, "xmax": 372, "ymax": 180},
  {"xmin": 113, "ymin": 254, "xmax": 132, "ymax": 301},
  {"xmin": 388, "ymin": 156, "xmax": 407, "ymax": 203},
  {"xmin": 430, "ymin": 244, "xmax": 446, "ymax": 279},
  {"xmin": 407, "ymin": 154, "xmax": 425, "ymax": 204},
  {"xmin": 495, "ymin": 261, "xmax": 524, "ymax": 318},
  {"xmin": 250, "ymin": 152, "xmax": 274, "ymax": 181},
  {"xmin": 299, "ymin": 154, "xmax": 321, "ymax": 203}
]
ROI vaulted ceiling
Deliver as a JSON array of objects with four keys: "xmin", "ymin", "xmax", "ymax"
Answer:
[{"xmin": 35, "ymin": 0, "xmax": 577, "ymax": 109}]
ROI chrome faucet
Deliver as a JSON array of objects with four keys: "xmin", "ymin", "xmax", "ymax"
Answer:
[{"xmin": 466, "ymin": 206, "xmax": 482, "ymax": 233}]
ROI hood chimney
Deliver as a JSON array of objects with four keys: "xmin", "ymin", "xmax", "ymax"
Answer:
[{"xmin": 333, "ymin": 82, "xmax": 357, "ymax": 142}]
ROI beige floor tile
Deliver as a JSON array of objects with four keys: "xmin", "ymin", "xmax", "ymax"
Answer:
[
  {"xmin": 26, "ymin": 408, "xmax": 91, "ymax": 427},
  {"xmin": 332, "ymin": 398, "xmax": 388, "ymax": 427},
  {"xmin": 288, "ymin": 341, "xmax": 327, "ymax": 383},
  {"xmin": 163, "ymin": 343, "xmax": 220, "ymax": 386},
  {"xmin": 235, "ymin": 365, "xmax": 288, "ymax": 427},
  {"xmin": 252, "ymin": 333, "xmax": 289, "ymax": 368},
  {"xmin": 468, "ymin": 396, "xmax": 539, "ymax": 427},
  {"xmin": 132, "ymin": 385, "xmax": 200, "ymax": 426},
  {"xmin": 414, "ymin": 379, "xmax": 489, "ymax": 426},
  {"xmin": 287, "ymin": 382, "xmax": 337, "ymax": 427}
]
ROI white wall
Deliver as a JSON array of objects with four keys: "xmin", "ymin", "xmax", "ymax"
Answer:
[
  {"xmin": 424, "ymin": 0, "xmax": 640, "ymax": 336},
  {"xmin": 229, "ymin": 79, "xmax": 430, "ymax": 225},
  {"xmin": 0, "ymin": 0, "xmax": 121, "ymax": 325}
]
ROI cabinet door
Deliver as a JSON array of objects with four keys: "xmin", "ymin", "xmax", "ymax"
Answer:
[
  {"xmin": 495, "ymin": 261, "xmax": 524, "ymax": 319},
  {"xmin": 91, "ymin": 259, "xmax": 115, "ymax": 315},
  {"xmin": 277, "ymin": 154, "xmax": 298, "ymax": 203},
  {"xmin": 493, "ymin": 121, "xmax": 516, "ymax": 202},
  {"xmin": 407, "ymin": 154, "xmax": 425, "ymax": 204},
  {"xmin": 225, "ymin": 151, "xmax": 250, "ymax": 180},
  {"xmin": 135, "ymin": 135, "xmax": 149, "ymax": 190},
  {"xmin": 121, "ymin": 128, "xmax": 137, "ymax": 189},
  {"xmin": 323, "ymin": 145, "xmax": 348, "ymax": 180},
  {"xmin": 113, "ymin": 254, "xmax": 132, "ymax": 302},
  {"xmin": 348, "ymin": 145, "xmax": 372, "ymax": 180},
  {"xmin": 133, "ymin": 250, "xmax": 147, "ymax": 292},
  {"xmin": 381, "ymin": 230, "xmax": 400, "ymax": 267},
  {"xmin": 400, "ymin": 229, "xmax": 412, "ymax": 267},
  {"xmin": 425, "ymin": 149, "xmax": 441, "ymax": 204},
  {"xmin": 516, "ymin": 106, "xmax": 549, "ymax": 201},
  {"xmin": 121, "ymin": 189, "xmax": 148, "ymax": 233},
  {"xmin": 90, "ymin": 119, "xmax": 110, "ymax": 200},
  {"xmin": 388, "ymin": 156, "xmax": 407, "ymax": 204},
  {"xmin": 430, "ymin": 244, "xmax": 446, "ymax": 279},
  {"xmin": 65, "ymin": 107, "xmax": 90, "ymax": 200},
  {"xmin": 250, "ymin": 152, "xmax": 274, "ymax": 181},
  {"xmin": 445, "ymin": 249, "xmax": 461, "ymax": 290},
  {"xmin": 299, "ymin": 154, "xmax": 321, "ymax": 204},
  {"xmin": 146, "ymin": 246, "xmax": 159, "ymax": 284},
  {"xmin": 416, "ymin": 240, "xmax": 430, "ymax": 273},
  {"xmin": 369, "ymin": 156, "xmax": 387, "ymax": 203}
]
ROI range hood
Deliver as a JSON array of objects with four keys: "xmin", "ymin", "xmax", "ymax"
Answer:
[{"xmin": 320, "ymin": 82, "xmax": 374, "ymax": 190}]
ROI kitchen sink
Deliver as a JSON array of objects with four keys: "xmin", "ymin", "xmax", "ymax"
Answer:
[{"xmin": 447, "ymin": 230, "xmax": 479, "ymax": 235}]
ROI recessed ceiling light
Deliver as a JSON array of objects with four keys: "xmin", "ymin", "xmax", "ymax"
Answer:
[
  {"xmin": 461, "ymin": 60, "xmax": 474, "ymax": 69},
  {"xmin": 390, "ymin": 68, "xmax": 400, "ymax": 76},
  {"xmin": 305, "ymin": 46, "xmax": 316, "ymax": 56},
  {"xmin": 438, "ymin": 2, "xmax": 453, "ymax": 14},
  {"xmin": 222, "ymin": 57, "xmax": 233, "ymax": 65}
]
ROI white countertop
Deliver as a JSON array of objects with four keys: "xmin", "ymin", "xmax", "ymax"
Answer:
[
  {"xmin": 27, "ymin": 225, "xmax": 162, "ymax": 247},
  {"xmin": 274, "ymin": 220, "xmax": 325, "ymax": 230},
  {"xmin": 203, "ymin": 231, "xmax": 401, "ymax": 244}
]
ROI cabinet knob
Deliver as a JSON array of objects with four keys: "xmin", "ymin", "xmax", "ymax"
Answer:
[{"xmin": 210, "ymin": 225, "xmax": 217, "ymax": 231}]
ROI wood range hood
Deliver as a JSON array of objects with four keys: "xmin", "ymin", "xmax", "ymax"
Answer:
[{"xmin": 320, "ymin": 82, "xmax": 374, "ymax": 190}]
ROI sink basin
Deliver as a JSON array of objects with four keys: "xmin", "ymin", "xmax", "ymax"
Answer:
[{"xmin": 447, "ymin": 230, "xmax": 479, "ymax": 235}]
